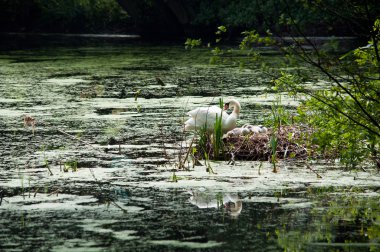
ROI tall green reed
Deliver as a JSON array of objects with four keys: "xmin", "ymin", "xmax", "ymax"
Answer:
[{"xmin": 213, "ymin": 112, "xmax": 223, "ymax": 159}]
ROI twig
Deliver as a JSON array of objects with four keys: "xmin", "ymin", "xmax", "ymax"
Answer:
[
  {"xmin": 111, "ymin": 201, "xmax": 128, "ymax": 213},
  {"xmin": 180, "ymin": 136, "xmax": 195, "ymax": 170},
  {"xmin": 33, "ymin": 187, "xmax": 40, "ymax": 198},
  {"xmin": 47, "ymin": 188, "xmax": 60, "ymax": 197},
  {"xmin": 305, "ymin": 162, "xmax": 322, "ymax": 179}
]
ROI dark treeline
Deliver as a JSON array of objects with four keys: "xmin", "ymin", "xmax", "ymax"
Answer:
[
  {"xmin": 0, "ymin": 0, "xmax": 130, "ymax": 33},
  {"xmin": 0, "ymin": 0, "xmax": 379, "ymax": 38},
  {"xmin": 186, "ymin": 0, "xmax": 373, "ymax": 36},
  {"xmin": 172, "ymin": 0, "xmax": 380, "ymax": 38}
]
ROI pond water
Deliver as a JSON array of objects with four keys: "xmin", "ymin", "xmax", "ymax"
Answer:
[{"xmin": 0, "ymin": 38, "xmax": 379, "ymax": 251}]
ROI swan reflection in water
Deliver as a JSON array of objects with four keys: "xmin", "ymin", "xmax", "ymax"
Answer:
[{"xmin": 187, "ymin": 188, "xmax": 242, "ymax": 218}]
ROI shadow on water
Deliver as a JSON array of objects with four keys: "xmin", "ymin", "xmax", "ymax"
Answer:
[{"xmin": 0, "ymin": 34, "xmax": 378, "ymax": 251}]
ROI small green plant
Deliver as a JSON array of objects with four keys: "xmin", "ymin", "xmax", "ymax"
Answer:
[
  {"xmin": 134, "ymin": 89, "xmax": 141, "ymax": 101},
  {"xmin": 197, "ymin": 123, "xmax": 210, "ymax": 160},
  {"xmin": 215, "ymin": 25, "xmax": 227, "ymax": 42},
  {"xmin": 212, "ymin": 113, "xmax": 223, "ymax": 158},
  {"xmin": 170, "ymin": 171, "xmax": 178, "ymax": 182},
  {"xmin": 270, "ymin": 135, "xmax": 278, "ymax": 173},
  {"xmin": 42, "ymin": 145, "xmax": 53, "ymax": 176},
  {"xmin": 185, "ymin": 38, "xmax": 202, "ymax": 49},
  {"xmin": 266, "ymin": 96, "xmax": 291, "ymax": 172},
  {"xmin": 215, "ymin": 192, "xmax": 224, "ymax": 208},
  {"xmin": 265, "ymin": 95, "xmax": 293, "ymax": 129},
  {"xmin": 63, "ymin": 160, "xmax": 78, "ymax": 172}
]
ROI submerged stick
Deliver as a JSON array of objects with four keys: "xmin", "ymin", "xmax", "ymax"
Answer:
[
  {"xmin": 111, "ymin": 201, "xmax": 128, "ymax": 213},
  {"xmin": 47, "ymin": 188, "xmax": 60, "ymax": 197},
  {"xmin": 33, "ymin": 187, "xmax": 40, "ymax": 198},
  {"xmin": 179, "ymin": 136, "xmax": 195, "ymax": 170},
  {"xmin": 305, "ymin": 162, "xmax": 322, "ymax": 178}
]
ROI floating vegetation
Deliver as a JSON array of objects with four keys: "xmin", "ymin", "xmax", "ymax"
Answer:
[
  {"xmin": 119, "ymin": 65, "xmax": 171, "ymax": 71},
  {"xmin": 1, "ymin": 42, "xmax": 379, "ymax": 252},
  {"xmin": 49, "ymin": 72, "xmax": 88, "ymax": 78},
  {"xmin": 63, "ymin": 160, "xmax": 78, "ymax": 172}
]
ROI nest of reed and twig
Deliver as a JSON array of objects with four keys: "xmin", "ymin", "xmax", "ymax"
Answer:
[{"xmin": 195, "ymin": 125, "xmax": 322, "ymax": 162}]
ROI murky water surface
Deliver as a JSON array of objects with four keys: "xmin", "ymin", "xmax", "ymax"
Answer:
[{"xmin": 0, "ymin": 40, "xmax": 379, "ymax": 251}]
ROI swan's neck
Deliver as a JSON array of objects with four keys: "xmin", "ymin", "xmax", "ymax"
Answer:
[
  {"xmin": 230, "ymin": 100, "xmax": 241, "ymax": 116},
  {"xmin": 224, "ymin": 113, "xmax": 238, "ymax": 132}
]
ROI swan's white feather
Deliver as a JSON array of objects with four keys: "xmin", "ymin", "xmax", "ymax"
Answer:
[
  {"xmin": 185, "ymin": 106, "xmax": 229, "ymax": 132},
  {"xmin": 184, "ymin": 100, "xmax": 240, "ymax": 133}
]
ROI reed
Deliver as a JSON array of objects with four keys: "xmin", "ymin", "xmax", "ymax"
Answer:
[{"xmin": 212, "ymin": 112, "xmax": 224, "ymax": 159}]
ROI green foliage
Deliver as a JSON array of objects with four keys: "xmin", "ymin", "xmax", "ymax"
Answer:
[
  {"xmin": 41, "ymin": 145, "xmax": 53, "ymax": 175},
  {"xmin": 274, "ymin": 19, "xmax": 380, "ymax": 168},
  {"xmin": 194, "ymin": 4, "xmax": 380, "ymax": 168},
  {"xmin": 272, "ymin": 72, "xmax": 302, "ymax": 97},
  {"xmin": 184, "ymin": 38, "xmax": 202, "ymax": 49},
  {"xmin": 196, "ymin": 123, "xmax": 210, "ymax": 160},
  {"xmin": 269, "ymin": 135, "xmax": 278, "ymax": 172},
  {"xmin": 37, "ymin": 0, "xmax": 129, "ymax": 32},
  {"xmin": 189, "ymin": 0, "xmax": 380, "ymax": 36},
  {"xmin": 2, "ymin": 0, "xmax": 380, "ymax": 36},
  {"xmin": 215, "ymin": 25, "xmax": 227, "ymax": 34},
  {"xmin": 170, "ymin": 171, "xmax": 178, "ymax": 182},
  {"xmin": 240, "ymin": 30, "xmax": 275, "ymax": 50},
  {"xmin": 296, "ymin": 95, "xmax": 378, "ymax": 168},
  {"xmin": 264, "ymin": 95, "xmax": 293, "ymax": 134}
]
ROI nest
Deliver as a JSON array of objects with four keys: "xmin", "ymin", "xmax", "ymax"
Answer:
[{"xmin": 196, "ymin": 125, "xmax": 320, "ymax": 161}]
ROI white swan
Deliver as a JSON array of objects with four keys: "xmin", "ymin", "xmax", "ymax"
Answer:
[{"xmin": 184, "ymin": 99, "xmax": 241, "ymax": 133}]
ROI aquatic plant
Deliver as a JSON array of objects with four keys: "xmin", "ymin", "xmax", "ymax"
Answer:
[
  {"xmin": 170, "ymin": 171, "xmax": 178, "ymax": 182},
  {"xmin": 63, "ymin": 160, "xmax": 78, "ymax": 172},
  {"xmin": 41, "ymin": 145, "xmax": 53, "ymax": 176},
  {"xmin": 269, "ymin": 135, "xmax": 278, "ymax": 173}
]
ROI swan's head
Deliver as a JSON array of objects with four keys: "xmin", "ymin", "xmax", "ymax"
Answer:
[{"xmin": 223, "ymin": 99, "xmax": 241, "ymax": 113}]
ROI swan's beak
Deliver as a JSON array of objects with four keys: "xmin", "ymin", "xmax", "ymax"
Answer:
[{"xmin": 224, "ymin": 103, "xmax": 229, "ymax": 110}]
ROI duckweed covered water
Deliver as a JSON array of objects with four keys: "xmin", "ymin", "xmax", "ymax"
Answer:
[{"xmin": 0, "ymin": 38, "xmax": 379, "ymax": 251}]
